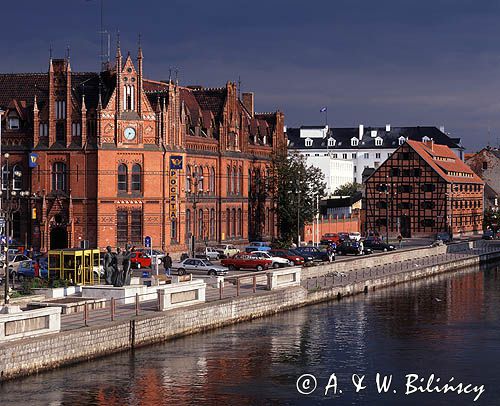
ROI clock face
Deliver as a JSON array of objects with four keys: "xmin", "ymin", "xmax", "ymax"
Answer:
[{"xmin": 124, "ymin": 127, "xmax": 136, "ymax": 141}]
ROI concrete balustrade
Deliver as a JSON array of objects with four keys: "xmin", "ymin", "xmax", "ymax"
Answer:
[
  {"xmin": 267, "ymin": 267, "xmax": 302, "ymax": 290},
  {"xmin": 0, "ymin": 306, "xmax": 61, "ymax": 342},
  {"xmin": 157, "ymin": 279, "xmax": 207, "ymax": 310}
]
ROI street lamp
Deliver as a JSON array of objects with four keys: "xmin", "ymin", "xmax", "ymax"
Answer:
[
  {"xmin": 186, "ymin": 169, "xmax": 205, "ymax": 256},
  {"xmin": 1, "ymin": 152, "xmax": 30, "ymax": 305}
]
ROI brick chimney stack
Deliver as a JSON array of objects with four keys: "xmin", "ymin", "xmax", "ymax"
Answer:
[{"xmin": 242, "ymin": 92, "xmax": 254, "ymax": 118}]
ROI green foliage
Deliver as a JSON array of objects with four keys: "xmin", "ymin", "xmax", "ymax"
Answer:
[
  {"xmin": 272, "ymin": 151, "xmax": 326, "ymax": 243},
  {"xmin": 49, "ymin": 278, "xmax": 74, "ymax": 288},
  {"xmin": 18, "ymin": 278, "xmax": 49, "ymax": 296},
  {"xmin": 333, "ymin": 182, "xmax": 361, "ymax": 197},
  {"xmin": 483, "ymin": 208, "xmax": 500, "ymax": 232}
]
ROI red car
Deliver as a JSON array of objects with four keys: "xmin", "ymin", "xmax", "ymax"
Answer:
[
  {"xmin": 130, "ymin": 251, "xmax": 153, "ymax": 269},
  {"xmin": 268, "ymin": 249, "xmax": 305, "ymax": 266},
  {"xmin": 221, "ymin": 253, "xmax": 271, "ymax": 271},
  {"xmin": 320, "ymin": 233, "xmax": 341, "ymax": 244}
]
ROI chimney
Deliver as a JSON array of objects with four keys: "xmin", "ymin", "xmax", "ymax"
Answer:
[
  {"xmin": 439, "ymin": 125, "xmax": 445, "ymax": 133},
  {"xmin": 358, "ymin": 124, "xmax": 364, "ymax": 140},
  {"xmin": 386, "ymin": 124, "xmax": 391, "ymax": 132},
  {"xmin": 242, "ymin": 92, "xmax": 254, "ymax": 118}
]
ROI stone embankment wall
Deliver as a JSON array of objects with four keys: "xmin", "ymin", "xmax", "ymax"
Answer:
[{"xmin": 1, "ymin": 243, "xmax": 499, "ymax": 381}]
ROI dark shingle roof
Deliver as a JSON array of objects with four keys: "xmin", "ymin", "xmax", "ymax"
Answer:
[{"xmin": 286, "ymin": 126, "xmax": 463, "ymax": 150}]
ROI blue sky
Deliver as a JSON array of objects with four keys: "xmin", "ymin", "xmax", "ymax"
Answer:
[{"xmin": 3, "ymin": 0, "xmax": 500, "ymax": 150}]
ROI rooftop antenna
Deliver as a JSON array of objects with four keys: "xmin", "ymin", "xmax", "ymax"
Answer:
[
  {"xmin": 168, "ymin": 67, "xmax": 172, "ymax": 83},
  {"xmin": 97, "ymin": 0, "xmax": 110, "ymax": 71},
  {"xmin": 66, "ymin": 44, "xmax": 70, "ymax": 60},
  {"xmin": 237, "ymin": 75, "xmax": 241, "ymax": 99},
  {"xmin": 175, "ymin": 68, "xmax": 179, "ymax": 85},
  {"xmin": 49, "ymin": 44, "xmax": 53, "ymax": 60}
]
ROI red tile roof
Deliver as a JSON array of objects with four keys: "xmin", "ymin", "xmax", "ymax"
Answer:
[{"xmin": 407, "ymin": 140, "xmax": 483, "ymax": 184}]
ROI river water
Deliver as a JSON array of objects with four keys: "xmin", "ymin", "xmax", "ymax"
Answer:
[{"xmin": 2, "ymin": 262, "xmax": 500, "ymax": 406}]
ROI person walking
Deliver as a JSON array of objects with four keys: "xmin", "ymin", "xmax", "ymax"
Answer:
[
  {"xmin": 397, "ymin": 234, "xmax": 403, "ymax": 249},
  {"xmin": 162, "ymin": 253, "xmax": 172, "ymax": 276}
]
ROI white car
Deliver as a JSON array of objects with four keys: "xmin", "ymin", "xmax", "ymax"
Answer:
[
  {"xmin": 250, "ymin": 251, "xmax": 290, "ymax": 269},
  {"xmin": 349, "ymin": 232, "xmax": 361, "ymax": 242},
  {"xmin": 195, "ymin": 247, "xmax": 220, "ymax": 261}
]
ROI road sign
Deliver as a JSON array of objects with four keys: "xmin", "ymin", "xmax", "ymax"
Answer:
[{"xmin": 144, "ymin": 236, "xmax": 152, "ymax": 248}]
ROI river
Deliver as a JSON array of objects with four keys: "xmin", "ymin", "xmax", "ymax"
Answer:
[{"xmin": 1, "ymin": 262, "xmax": 500, "ymax": 405}]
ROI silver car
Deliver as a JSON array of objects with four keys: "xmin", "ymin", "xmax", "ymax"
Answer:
[{"xmin": 172, "ymin": 258, "xmax": 228, "ymax": 276}]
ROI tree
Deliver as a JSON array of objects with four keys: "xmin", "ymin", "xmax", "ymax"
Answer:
[
  {"xmin": 272, "ymin": 151, "xmax": 326, "ymax": 243},
  {"xmin": 333, "ymin": 182, "xmax": 361, "ymax": 197},
  {"xmin": 483, "ymin": 208, "xmax": 500, "ymax": 232}
]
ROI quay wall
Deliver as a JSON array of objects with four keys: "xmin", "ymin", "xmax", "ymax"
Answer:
[{"xmin": 1, "ymin": 248, "xmax": 499, "ymax": 381}]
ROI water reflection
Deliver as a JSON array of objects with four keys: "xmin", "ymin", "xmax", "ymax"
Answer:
[{"xmin": 2, "ymin": 263, "xmax": 500, "ymax": 405}]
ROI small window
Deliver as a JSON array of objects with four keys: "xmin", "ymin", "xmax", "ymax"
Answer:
[
  {"xmin": 390, "ymin": 168, "xmax": 400, "ymax": 176},
  {"xmin": 398, "ymin": 185, "xmax": 413, "ymax": 193},
  {"xmin": 421, "ymin": 184, "xmax": 436, "ymax": 192},
  {"xmin": 364, "ymin": 153, "xmax": 369, "ymax": 159},
  {"xmin": 328, "ymin": 138, "xmax": 335, "ymax": 147},
  {"xmin": 375, "ymin": 137, "xmax": 383, "ymax": 146},
  {"xmin": 342, "ymin": 153, "xmax": 348, "ymax": 159},
  {"xmin": 332, "ymin": 153, "xmax": 338, "ymax": 158},
  {"xmin": 376, "ymin": 184, "xmax": 388, "ymax": 192},
  {"xmin": 398, "ymin": 136, "xmax": 406, "ymax": 146},
  {"xmin": 402, "ymin": 152, "xmax": 410, "ymax": 160},
  {"xmin": 402, "ymin": 169, "xmax": 411, "ymax": 177},
  {"xmin": 375, "ymin": 218, "xmax": 387, "ymax": 226},
  {"xmin": 118, "ymin": 164, "xmax": 128, "ymax": 192},
  {"xmin": 422, "ymin": 136, "xmax": 430, "ymax": 142},
  {"xmin": 413, "ymin": 168, "xmax": 421, "ymax": 177},
  {"xmin": 352, "ymin": 153, "xmax": 357, "ymax": 159},
  {"xmin": 305, "ymin": 138, "xmax": 313, "ymax": 147},
  {"xmin": 131, "ymin": 164, "xmax": 142, "ymax": 192},
  {"xmin": 351, "ymin": 138, "xmax": 359, "ymax": 146},
  {"xmin": 420, "ymin": 219, "xmax": 435, "ymax": 227},
  {"xmin": 377, "ymin": 201, "xmax": 388, "ymax": 209},
  {"xmin": 421, "ymin": 201, "xmax": 435, "ymax": 209},
  {"xmin": 398, "ymin": 202, "xmax": 413, "ymax": 209},
  {"xmin": 483, "ymin": 161, "xmax": 488, "ymax": 170},
  {"xmin": 376, "ymin": 153, "xmax": 381, "ymax": 159},
  {"xmin": 8, "ymin": 117, "xmax": 20, "ymax": 130},
  {"xmin": 354, "ymin": 166, "xmax": 357, "ymax": 173}
]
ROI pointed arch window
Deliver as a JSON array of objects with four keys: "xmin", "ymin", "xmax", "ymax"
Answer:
[
  {"xmin": 232, "ymin": 208, "xmax": 236, "ymax": 238},
  {"xmin": 398, "ymin": 136, "xmax": 406, "ymax": 146},
  {"xmin": 12, "ymin": 164, "xmax": 22, "ymax": 190},
  {"xmin": 210, "ymin": 208, "xmax": 216, "ymax": 240},
  {"xmin": 226, "ymin": 208, "xmax": 230, "ymax": 239},
  {"xmin": 186, "ymin": 165, "xmax": 192, "ymax": 193},
  {"xmin": 52, "ymin": 162, "xmax": 67, "ymax": 192},
  {"xmin": 131, "ymin": 164, "xmax": 142, "ymax": 192},
  {"xmin": 237, "ymin": 208, "xmax": 242, "ymax": 237},
  {"xmin": 210, "ymin": 167, "xmax": 215, "ymax": 194},
  {"xmin": 1, "ymin": 165, "xmax": 8, "ymax": 190},
  {"xmin": 118, "ymin": 164, "xmax": 128, "ymax": 192}
]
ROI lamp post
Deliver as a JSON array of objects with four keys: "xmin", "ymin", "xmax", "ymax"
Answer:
[
  {"xmin": 186, "ymin": 169, "xmax": 204, "ymax": 257},
  {"xmin": 1, "ymin": 152, "xmax": 30, "ymax": 305}
]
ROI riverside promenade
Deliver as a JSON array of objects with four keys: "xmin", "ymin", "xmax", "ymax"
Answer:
[{"xmin": 1, "ymin": 239, "xmax": 500, "ymax": 381}]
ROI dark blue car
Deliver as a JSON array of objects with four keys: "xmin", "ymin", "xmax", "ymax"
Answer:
[{"xmin": 16, "ymin": 258, "xmax": 49, "ymax": 281}]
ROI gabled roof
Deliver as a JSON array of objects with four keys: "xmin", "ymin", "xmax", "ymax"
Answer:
[
  {"xmin": 406, "ymin": 140, "xmax": 483, "ymax": 184},
  {"xmin": 287, "ymin": 126, "xmax": 463, "ymax": 150}
]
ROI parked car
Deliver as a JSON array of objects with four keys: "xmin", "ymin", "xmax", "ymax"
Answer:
[
  {"xmin": 214, "ymin": 244, "xmax": 240, "ymax": 258},
  {"xmin": 195, "ymin": 247, "xmax": 220, "ymax": 260},
  {"xmin": 268, "ymin": 249, "xmax": 305, "ymax": 266},
  {"xmin": 362, "ymin": 239, "xmax": 396, "ymax": 252},
  {"xmin": 249, "ymin": 251, "xmax": 291, "ymax": 268},
  {"xmin": 349, "ymin": 232, "xmax": 362, "ymax": 242},
  {"xmin": 291, "ymin": 246, "xmax": 332, "ymax": 262},
  {"xmin": 172, "ymin": 258, "xmax": 228, "ymax": 276},
  {"xmin": 245, "ymin": 241, "xmax": 272, "ymax": 252},
  {"xmin": 320, "ymin": 233, "xmax": 341, "ymax": 245},
  {"xmin": 482, "ymin": 230, "xmax": 495, "ymax": 240},
  {"xmin": 338, "ymin": 232, "xmax": 350, "ymax": 242},
  {"xmin": 336, "ymin": 241, "xmax": 366, "ymax": 256},
  {"xmin": 16, "ymin": 260, "xmax": 49, "ymax": 281},
  {"xmin": 7, "ymin": 254, "xmax": 31, "ymax": 278},
  {"xmin": 130, "ymin": 251, "xmax": 162, "ymax": 269},
  {"xmin": 436, "ymin": 232, "xmax": 451, "ymax": 243},
  {"xmin": 221, "ymin": 253, "xmax": 272, "ymax": 271},
  {"xmin": 135, "ymin": 248, "xmax": 165, "ymax": 260}
]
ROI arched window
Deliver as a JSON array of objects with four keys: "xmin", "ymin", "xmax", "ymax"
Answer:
[
  {"xmin": 131, "ymin": 164, "xmax": 142, "ymax": 192},
  {"xmin": 210, "ymin": 167, "xmax": 215, "ymax": 194},
  {"xmin": 351, "ymin": 138, "xmax": 359, "ymax": 146},
  {"xmin": 52, "ymin": 162, "xmax": 67, "ymax": 192},
  {"xmin": 227, "ymin": 166, "xmax": 231, "ymax": 195},
  {"xmin": 226, "ymin": 208, "xmax": 230, "ymax": 239},
  {"xmin": 232, "ymin": 208, "xmax": 236, "ymax": 237},
  {"xmin": 375, "ymin": 137, "xmax": 383, "ymax": 146},
  {"xmin": 398, "ymin": 136, "xmax": 406, "ymax": 146},
  {"xmin": 198, "ymin": 209, "xmax": 204, "ymax": 239},
  {"xmin": 198, "ymin": 167, "xmax": 204, "ymax": 193},
  {"xmin": 266, "ymin": 207, "xmax": 270, "ymax": 234},
  {"xmin": 210, "ymin": 208, "xmax": 215, "ymax": 240},
  {"xmin": 118, "ymin": 164, "xmax": 128, "ymax": 192},
  {"xmin": 238, "ymin": 208, "xmax": 242, "ymax": 236},
  {"xmin": 1, "ymin": 165, "xmax": 7, "ymax": 190},
  {"xmin": 238, "ymin": 167, "xmax": 243, "ymax": 195},
  {"xmin": 328, "ymin": 138, "xmax": 335, "ymax": 147},
  {"xmin": 232, "ymin": 166, "xmax": 237, "ymax": 195},
  {"xmin": 186, "ymin": 165, "xmax": 192, "ymax": 193},
  {"xmin": 248, "ymin": 169, "xmax": 252, "ymax": 194},
  {"xmin": 12, "ymin": 165, "xmax": 22, "ymax": 190},
  {"xmin": 186, "ymin": 209, "xmax": 191, "ymax": 239}
]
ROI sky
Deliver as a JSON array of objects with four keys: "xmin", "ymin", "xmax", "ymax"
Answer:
[{"xmin": 3, "ymin": 0, "xmax": 500, "ymax": 151}]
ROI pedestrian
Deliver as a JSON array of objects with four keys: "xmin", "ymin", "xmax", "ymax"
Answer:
[
  {"xmin": 397, "ymin": 234, "xmax": 403, "ymax": 249},
  {"xmin": 162, "ymin": 253, "xmax": 172, "ymax": 276},
  {"xmin": 34, "ymin": 259, "xmax": 40, "ymax": 278}
]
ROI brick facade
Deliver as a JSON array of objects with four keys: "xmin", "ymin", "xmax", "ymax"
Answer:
[{"xmin": 0, "ymin": 45, "xmax": 285, "ymax": 252}]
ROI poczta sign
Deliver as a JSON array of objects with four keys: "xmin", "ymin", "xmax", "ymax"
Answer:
[{"xmin": 169, "ymin": 156, "xmax": 183, "ymax": 219}]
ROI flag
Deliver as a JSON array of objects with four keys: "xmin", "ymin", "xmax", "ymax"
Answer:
[{"xmin": 320, "ymin": 107, "xmax": 327, "ymax": 112}]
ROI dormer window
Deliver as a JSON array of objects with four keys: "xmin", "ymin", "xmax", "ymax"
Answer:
[
  {"xmin": 328, "ymin": 138, "xmax": 336, "ymax": 147},
  {"xmin": 305, "ymin": 138, "xmax": 313, "ymax": 147},
  {"xmin": 398, "ymin": 136, "xmax": 406, "ymax": 146},
  {"xmin": 375, "ymin": 137, "xmax": 383, "ymax": 146},
  {"xmin": 8, "ymin": 116, "xmax": 20, "ymax": 130},
  {"xmin": 351, "ymin": 137, "xmax": 359, "ymax": 146},
  {"xmin": 371, "ymin": 130, "xmax": 377, "ymax": 137},
  {"xmin": 422, "ymin": 136, "xmax": 430, "ymax": 142}
]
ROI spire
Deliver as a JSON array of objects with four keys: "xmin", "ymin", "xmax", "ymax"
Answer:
[
  {"xmin": 81, "ymin": 93, "xmax": 86, "ymax": 112},
  {"xmin": 138, "ymin": 33, "xmax": 143, "ymax": 59},
  {"xmin": 97, "ymin": 84, "xmax": 102, "ymax": 110},
  {"xmin": 33, "ymin": 94, "xmax": 38, "ymax": 112},
  {"xmin": 116, "ymin": 30, "xmax": 121, "ymax": 57}
]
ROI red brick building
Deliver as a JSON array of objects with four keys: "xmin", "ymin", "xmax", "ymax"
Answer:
[
  {"xmin": 0, "ymin": 45, "xmax": 285, "ymax": 252},
  {"xmin": 364, "ymin": 140, "xmax": 483, "ymax": 238}
]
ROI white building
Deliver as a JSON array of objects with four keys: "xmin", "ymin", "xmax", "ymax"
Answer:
[{"xmin": 287, "ymin": 125, "xmax": 464, "ymax": 185}]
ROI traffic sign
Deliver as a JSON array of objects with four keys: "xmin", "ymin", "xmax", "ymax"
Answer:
[{"xmin": 144, "ymin": 236, "xmax": 152, "ymax": 248}]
